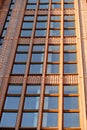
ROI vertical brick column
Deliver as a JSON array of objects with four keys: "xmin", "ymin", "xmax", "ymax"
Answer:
[{"xmin": 0, "ymin": 0, "xmax": 26, "ymax": 118}]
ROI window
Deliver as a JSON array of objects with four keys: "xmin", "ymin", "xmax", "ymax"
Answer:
[
  {"xmin": 50, "ymin": 30, "xmax": 60, "ymax": 36},
  {"xmin": 48, "ymin": 44, "xmax": 60, "ymax": 51},
  {"xmin": 47, "ymin": 64, "xmax": 59, "ymax": 74},
  {"xmin": 24, "ymin": 97, "xmax": 40, "ymax": 109},
  {"xmin": 31, "ymin": 53, "xmax": 44, "ymax": 62},
  {"xmin": 64, "ymin": 85, "xmax": 78, "ymax": 94},
  {"xmin": 64, "ymin": 113, "xmax": 80, "ymax": 127},
  {"xmin": 20, "ymin": 15, "xmax": 34, "ymax": 37},
  {"xmin": 15, "ymin": 53, "xmax": 28, "ymax": 62},
  {"xmin": 26, "ymin": 85, "xmax": 41, "ymax": 94},
  {"xmin": 33, "ymin": 44, "xmax": 45, "ymax": 51},
  {"xmin": 64, "ymin": 97, "xmax": 79, "ymax": 110},
  {"xmin": 45, "ymin": 85, "xmax": 59, "ymax": 94},
  {"xmin": 7, "ymin": 84, "xmax": 22, "ymax": 94},
  {"xmin": 12, "ymin": 64, "xmax": 26, "ymax": 74},
  {"xmin": 39, "ymin": 4, "xmax": 49, "ymax": 10},
  {"xmin": 44, "ymin": 97, "xmax": 58, "ymax": 109},
  {"xmin": 64, "ymin": 52, "xmax": 76, "ymax": 62},
  {"xmin": 26, "ymin": 4, "xmax": 36, "ymax": 10},
  {"xmin": 0, "ymin": 112, "xmax": 17, "ymax": 127},
  {"xmin": 35, "ymin": 30, "xmax": 46, "ymax": 37},
  {"xmin": 4, "ymin": 97, "xmax": 20, "ymax": 110},
  {"xmin": 64, "ymin": 44, "xmax": 76, "ymax": 51},
  {"xmin": 64, "ymin": 64, "xmax": 77, "ymax": 74},
  {"xmin": 21, "ymin": 112, "xmax": 38, "ymax": 127},
  {"xmin": 42, "ymin": 113, "xmax": 58, "ymax": 127},
  {"xmin": 29, "ymin": 64, "xmax": 43, "ymax": 74},
  {"xmin": 48, "ymin": 53, "xmax": 60, "ymax": 62},
  {"xmin": 64, "ymin": 4, "xmax": 74, "ymax": 9}
]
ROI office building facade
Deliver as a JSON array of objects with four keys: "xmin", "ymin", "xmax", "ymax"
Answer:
[{"xmin": 0, "ymin": 0, "xmax": 87, "ymax": 130}]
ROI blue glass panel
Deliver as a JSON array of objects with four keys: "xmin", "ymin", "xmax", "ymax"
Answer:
[
  {"xmin": 31, "ymin": 53, "xmax": 44, "ymax": 62},
  {"xmin": 64, "ymin": 85, "xmax": 78, "ymax": 94},
  {"xmin": 24, "ymin": 97, "xmax": 40, "ymax": 109},
  {"xmin": 21, "ymin": 112, "xmax": 38, "ymax": 127},
  {"xmin": 4, "ymin": 97, "xmax": 20, "ymax": 109},
  {"xmin": 50, "ymin": 30, "xmax": 60, "ymax": 36},
  {"xmin": 64, "ymin": 97, "xmax": 79, "ymax": 110},
  {"xmin": 0, "ymin": 112, "xmax": 17, "ymax": 127},
  {"xmin": 26, "ymin": 85, "xmax": 41, "ymax": 94},
  {"xmin": 29, "ymin": 64, "xmax": 43, "ymax": 74},
  {"xmin": 64, "ymin": 53, "xmax": 76, "ymax": 62},
  {"xmin": 7, "ymin": 85, "xmax": 22, "ymax": 94},
  {"xmin": 64, "ymin": 113, "xmax": 80, "ymax": 127},
  {"xmin": 64, "ymin": 64, "xmax": 77, "ymax": 74},
  {"xmin": 12, "ymin": 64, "xmax": 26, "ymax": 74},
  {"xmin": 44, "ymin": 97, "xmax": 58, "ymax": 109},
  {"xmin": 45, "ymin": 85, "xmax": 59, "ymax": 94},
  {"xmin": 48, "ymin": 53, "xmax": 60, "ymax": 62},
  {"xmin": 42, "ymin": 113, "xmax": 58, "ymax": 127},
  {"xmin": 47, "ymin": 64, "xmax": 59, "ymax": 74}
]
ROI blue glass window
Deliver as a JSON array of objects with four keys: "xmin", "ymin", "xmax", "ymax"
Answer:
[
  {"xmin": 21, "ymin": 112, "xmax": 38, "ymax": 127},
  {"xmin": 42, "ymin": 113, "xmax": 58, "ymax": 127},
  {"xmin": 0, "ymin": 112, "xmax": 17, "ymax": 127},
  {"xmin": 64, "ymin": 113, "xmax": 80, "ymax": 127}
]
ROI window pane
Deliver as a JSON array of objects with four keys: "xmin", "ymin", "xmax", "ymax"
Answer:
[
  {"xmin": 15, "ymin": 53, "xmax": 28, "ymax": 62},
  {"xmin": 26, "ymin": 4, "xmax": 36, "ymax": 10},
  {"xmin": 64, "ymin": 30, "xmax": 75, "ymax": 36},
  {"xmin": 20, "ymin": 30, "xmax": 32, "ymax": 37},
  {"xmin": 42, "ymin": 113, "xmax": 58, "ymax": 127},
  {"xmin": 22, "ymin": 22, "xmax": 33, "ymax": 29},
  {"xmin": 12, "ymin": 64, "xmax": 26, "ymax": 74},
  {"xmin": 24, "ymin": 97, "xmax": 40, "ymax": 109},
  {"xmin": 64, "ymin": 22, "xmax": 75, "ymax": 28},
  {"xmin": 44, "ymin": 97, "xmax": 58, "ymax": 109},
  {"xmin": 64, "ymin": 113, "xmax": 80, "ymax": 127},
  {"xmin": 31, "ymin": 53, "xmax": 44, "ymax": 62},
  {"xmin": 50, "ymin": 22, "xmax": 60, "ymax": 28},
  {"xmin": 26, "ymin": 85, "xmax": 41, "ymax": 94},
  {"xmin": 51, "ymin": 15, "xmax": 61, "ymax": 20},
  {"xmin": 37, "ymin": 16, "xmax": 47, "ymax": 21},
  {"xmin": 64, "ymin": 85, "xmax": 78, "ymax": 94},
  {"xmin": 64, "ymin": 45, "xmax": 76, "ymax": 51},
  {"xmin": 21, "ymin": 112, "xmax": 38, "ymax": 127},
  {"xmin": 50, "ymin": 30, "xmax": 60, "ymax": 36},
  {"xmin": 47, "ymin": 64, "xmax": 59, "ymax": 74},
  {"xmin": 48, "ymin": 53, "xmax": 60, "ymax": 62},
  {"xmin": 35, "ymin": 30, "xmax": 46, "ymax": 37},
  {"xmin": 29, "ymin": 64, "xmax": 43, "ymax": 74},
  {"xmin": 64, "ymin": 15, "xmax": 75, "ymax": 20},
  {"xmin": 4, "ymin": 97, "xmax": 20, "ymax": 109},
  {"xmin": 48, "ymin": 45, "xmax": 60, "ymax": 51},
  {"xmin": 64, "ymin": 64, "xmax": 77, "ymax": 74},
  {"xmin": 64, "ymin": 97, "xmax": 79, "ymax": 110},
  {"xmin": 33, "ymin": 45, "xmax": 44, "ymax": 51},
  {"xmin": 36, "ymin": 22, "xmax": 47, "ymax": 28},
  {"xmin": 17, "ymin": 45, "xmax": 29, "ymax": 52},
  {"xmin": 24, "ymin": 15, "xmax": 34, "ymax": 21},
  {"xmin": 64, "ymin": 4, "xmax": 74, "ymax": 9},
  {"xmin": 45, "ymin": 85, "xmax": 58, "ymax": 94},
  {"xmin": 0, "ymin": 112, "xmax": 17, "ymax": 127},
  {"xmin": 7, "ymin": 85, "xmax": 22, "ymax": 94},
  {"xmin": 52, "ymin": 4, "xmax": 61, "ymax": 9},
  {"xmin": 64, "ymin": 53, "xmax": 76, "ymax": 62}
]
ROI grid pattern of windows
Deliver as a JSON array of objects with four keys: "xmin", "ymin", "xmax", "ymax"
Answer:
[
  {"xmin": 0, "ymin": 0, "xmax": 15, "ymax": 47},
  {"xmin": 0, "ymin": 84, "xmax": 22, "ymax": 127},
  {"xmin": 11, "ymin": 44, "xmax": 29, "ymax": 74},
  {"xmin": 64, "ymin": 85, "xmax": 80, "ymax": 128},
  {"xmin": 0, "ymin": 0, "xmax": 84, "ymax": 130}
]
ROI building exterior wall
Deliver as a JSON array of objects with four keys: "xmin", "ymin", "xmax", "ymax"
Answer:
[{"xmin": 0, "ymin": 0, "xmax": 87, "ymax": 129}]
